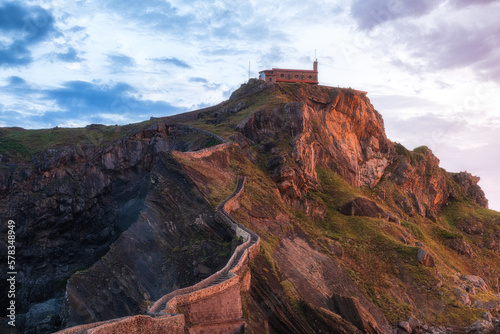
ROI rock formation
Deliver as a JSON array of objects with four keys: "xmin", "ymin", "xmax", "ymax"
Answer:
[{"xmin": 1, "ymin": 79, "xmax": 499, "ymax": 334}]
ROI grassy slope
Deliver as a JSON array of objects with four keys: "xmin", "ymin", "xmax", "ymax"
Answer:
[{"xmin": 0, "ymin": 120, "xmax": 157, "ymax": 161}]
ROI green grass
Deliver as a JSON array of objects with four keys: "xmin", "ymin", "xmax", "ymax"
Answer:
[
  {"xmin": 0, "ymin": 121, "xmax": 159, "ymax": 161},
  {"xmin": 393, "ymin": 142, "xmax": 424, "ymax": 165},
  {"xmin": 180, "ymin": 83, "xmax": 290, "ymax": 140}
]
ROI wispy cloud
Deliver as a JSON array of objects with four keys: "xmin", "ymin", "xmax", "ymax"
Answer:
[
  {"xmin": 0, "ymin": 79, "xmax": 185, "ymax": 127},
  {"xmin": 152, "ymin": 57, "xmax": 191, "ymax": 68},
  {"xmin": 54, "ymin": 47, "xmax": 84, "ymax": 62},
  {"xmin": 350, "ymin": 0, "xmax": 438, "ymax": 30}
]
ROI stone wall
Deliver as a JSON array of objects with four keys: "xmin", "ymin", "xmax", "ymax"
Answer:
[
  {"xmin": 177, "ymin": 141, "xmax": 232, "ymax": 159},
  {"xmin": 189, "ymin": 319, "xmax": 246, "ymax": 334},
  {"xmin": 177, "ymin": 283, "xmax": 243, "ymax": 324},
  {"xmin": 86, "ymin": 315, "xmax": 185, "ymax": 334}
]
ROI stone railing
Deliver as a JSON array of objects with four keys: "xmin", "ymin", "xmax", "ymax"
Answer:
[
  {"xmin": 176, "ymin": 141, "xmax": 232, "ymax": 159},
  {"xmin": 149, "ymin": 175, "xmax": 260, "ymax": 314}
]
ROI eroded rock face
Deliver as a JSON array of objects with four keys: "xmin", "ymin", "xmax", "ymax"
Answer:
[
  {"xmin": 446, "ymin": 238, "xmax": 474, "ymax": 257},
  {"xmin": 65, "ymin": 152, "xmax": 233, "ymax": 326},
  {"xmin": 234, "ymin": 84, "xmax": 488, "ymax": 220},
  {"xmin": 0, "ymin": 122, "xmax": 228, "ymax": 332},
  {"xmin": 331, "ymin": 294, "xmax": 385, "ymax": 334},
  {"xmin": 387, "ymin": 148, "xmax": 488, "ymax": 219},
  {"xmin": 237, "ymin": 85, "xmax": 393, "ymax": 208},
  {"xmin": 273, "ymin": 237, "xmax": 393, "ymax": 333},
  {"xmin": 466, "ymin": 319, "xmax": 494, "ymax": 334}
]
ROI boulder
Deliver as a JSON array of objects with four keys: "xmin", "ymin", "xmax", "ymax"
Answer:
[
  {"xmin": 466, "ymin": 319, "xmax": 493, "ymax": 334},
  {"xmin": 417, "ymin": 249, "xmax": 435, "ymax": 267},
  {"xmin": 454, "ymin": 288, "xmax": 471, "ymax": 306},
  {"xmin": 194, "ymin": 264, "xmax": 212, "ymax": 278},
  {"xmin": 474, "ymin": 300, "xmax": 500, "ymax": 313},
  {"xmin": 398, "ymin": 320, "xmax": 411, "ymax": 333},
  {"xmin": 461, "ymin": 275, "xmax": 488, "ymax": 291},
  {"xmin": 25, "ymin": 298, "xmax": 62, "ymax": 334},
  {"xmin": 339, "ymin": 197, "xmax": 400, "ymax": 224},
  {"xmin": 446, "ymin": 238, "xmax": 474, "ymax": 257},
  {"xmin": 482, "ymin": 312, "xmax": 493, "ymax": 322}
]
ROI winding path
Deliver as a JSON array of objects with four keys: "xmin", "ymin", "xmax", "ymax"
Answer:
[{"xmin": 56, "ymin": 156, "xmax": 260, "ymax": 333}]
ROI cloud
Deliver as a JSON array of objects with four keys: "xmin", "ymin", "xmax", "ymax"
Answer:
[
  {"xmin": 402, "ymin": 22, "xmax": 500, "ymax": 72},
  {"xmin": 0, "ymin": 2, "xmax": 57, "ymax": 67},
  {"xmin": 350, "ymin": 0, "xmax": 438, "ymax": 30},
  {"xmin": 0, "ymin": 80, "xmax": 185, "ymax": 128},
  {"xmin": 259, "ymin": 45, "xmax": 287, "ymax": 67},
  {"xmin": 360, "ymin": 1, "xmax": 500, "ymax": 84},
  {"xmin": 55, "ymin": 47, "xmax": 83, "ymax": 62},
  {"xmin": 201, "ymin": 48, "xmax": 246, "ymax": 56},
  {"xmin": 108, "ymin": 54, "xmax": 135, "ymax": 67},
  {"xmin": 101, "ymin": 0, "xmax": 192, "ymax": 33},
  {"xmin": 68, "ymin": 25, "xmax": 85, "ymax": 33},
  {"xmin": 452, "ymin": 0, "xmax": 498, "ymax": 9},
  {"xmin": 40, "ymin": 81, "xmax": 185, "ymax": 124},
  {"xmin": 152, "ymin": 57, "xmax": 191, "ymax": 68},
  {"xmin": 0, "ymin": 41, "xmax": 32, "ymax": 66},
  {"xmin": 8, "ymin": 76, "xmax": 27, "ymax": 86},
  {"xmin": 189, "ymin": 77, "xmax": 208, "ymax": 83}
]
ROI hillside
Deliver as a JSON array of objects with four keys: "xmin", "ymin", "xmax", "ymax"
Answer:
[{"xmin": 1, "ymin": 80, "xmax": 500, "ymax": 334}]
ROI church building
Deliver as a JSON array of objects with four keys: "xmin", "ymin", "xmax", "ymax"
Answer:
[{"xmin": 259, "ymin": 60, "xmax": 318, "ymax": 84}]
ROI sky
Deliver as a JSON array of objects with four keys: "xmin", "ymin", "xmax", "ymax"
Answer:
[{"xmin": 0, "ymin": 0, "xmax": 499, "ymax": 211}]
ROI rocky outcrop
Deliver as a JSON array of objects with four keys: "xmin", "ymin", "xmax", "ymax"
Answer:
[
  {"xmin": 387, "ymin": 146, "xmax": 488, "ymax": 219},
  {"xmin": 446, "ymin": 238, "xmax": 474, "ymax": 257},
  {"xmin": 453, "ymin": 171, "xmax": 488, "ymax": 208},
  {"xmin": 466, "ymin": 319, "xmax": 494, "ymax": 334},
  {"xmin": 339, "ymin": 197, "xmax": 400, "ymax": 224},
  {"xmin": 236, "ymin": 84, "xmax": 393, "ymax": 208},
  {"xmin": 231, "ymin": 83, "xmax": 487, "ymax": 220}
]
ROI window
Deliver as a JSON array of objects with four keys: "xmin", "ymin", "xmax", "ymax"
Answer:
[
  {"xmin": 308, "ymin": 75, "xmax": 312, "ymax": 79},
  {"xmin": 294, "ymin": 75, "xmax": 298, "ymax": 79},
  {"xmin": 280, "ymin": 74, "xmax": 284, "ymax": 78}
]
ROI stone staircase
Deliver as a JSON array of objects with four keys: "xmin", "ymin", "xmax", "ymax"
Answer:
[
  {"xmin": 148, "ymin": 176, "xmax": 261, "ymax": 333},
  {"xmin": 56, "ymin": 170, "xmax": 260, "ymax": 334}
]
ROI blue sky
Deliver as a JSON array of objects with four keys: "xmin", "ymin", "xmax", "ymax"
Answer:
[{"xmin": 0, "ymin": 0, "xmax": 499, "ymax": 210}]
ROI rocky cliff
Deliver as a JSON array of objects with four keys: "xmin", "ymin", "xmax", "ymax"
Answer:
[
  {"xmin": 0, "ymin": 123, "xmax": 233, "ymax": 333},
  {"xmin": 1, "ymin": 80, "xmax": 499, "ymax": 334}
]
